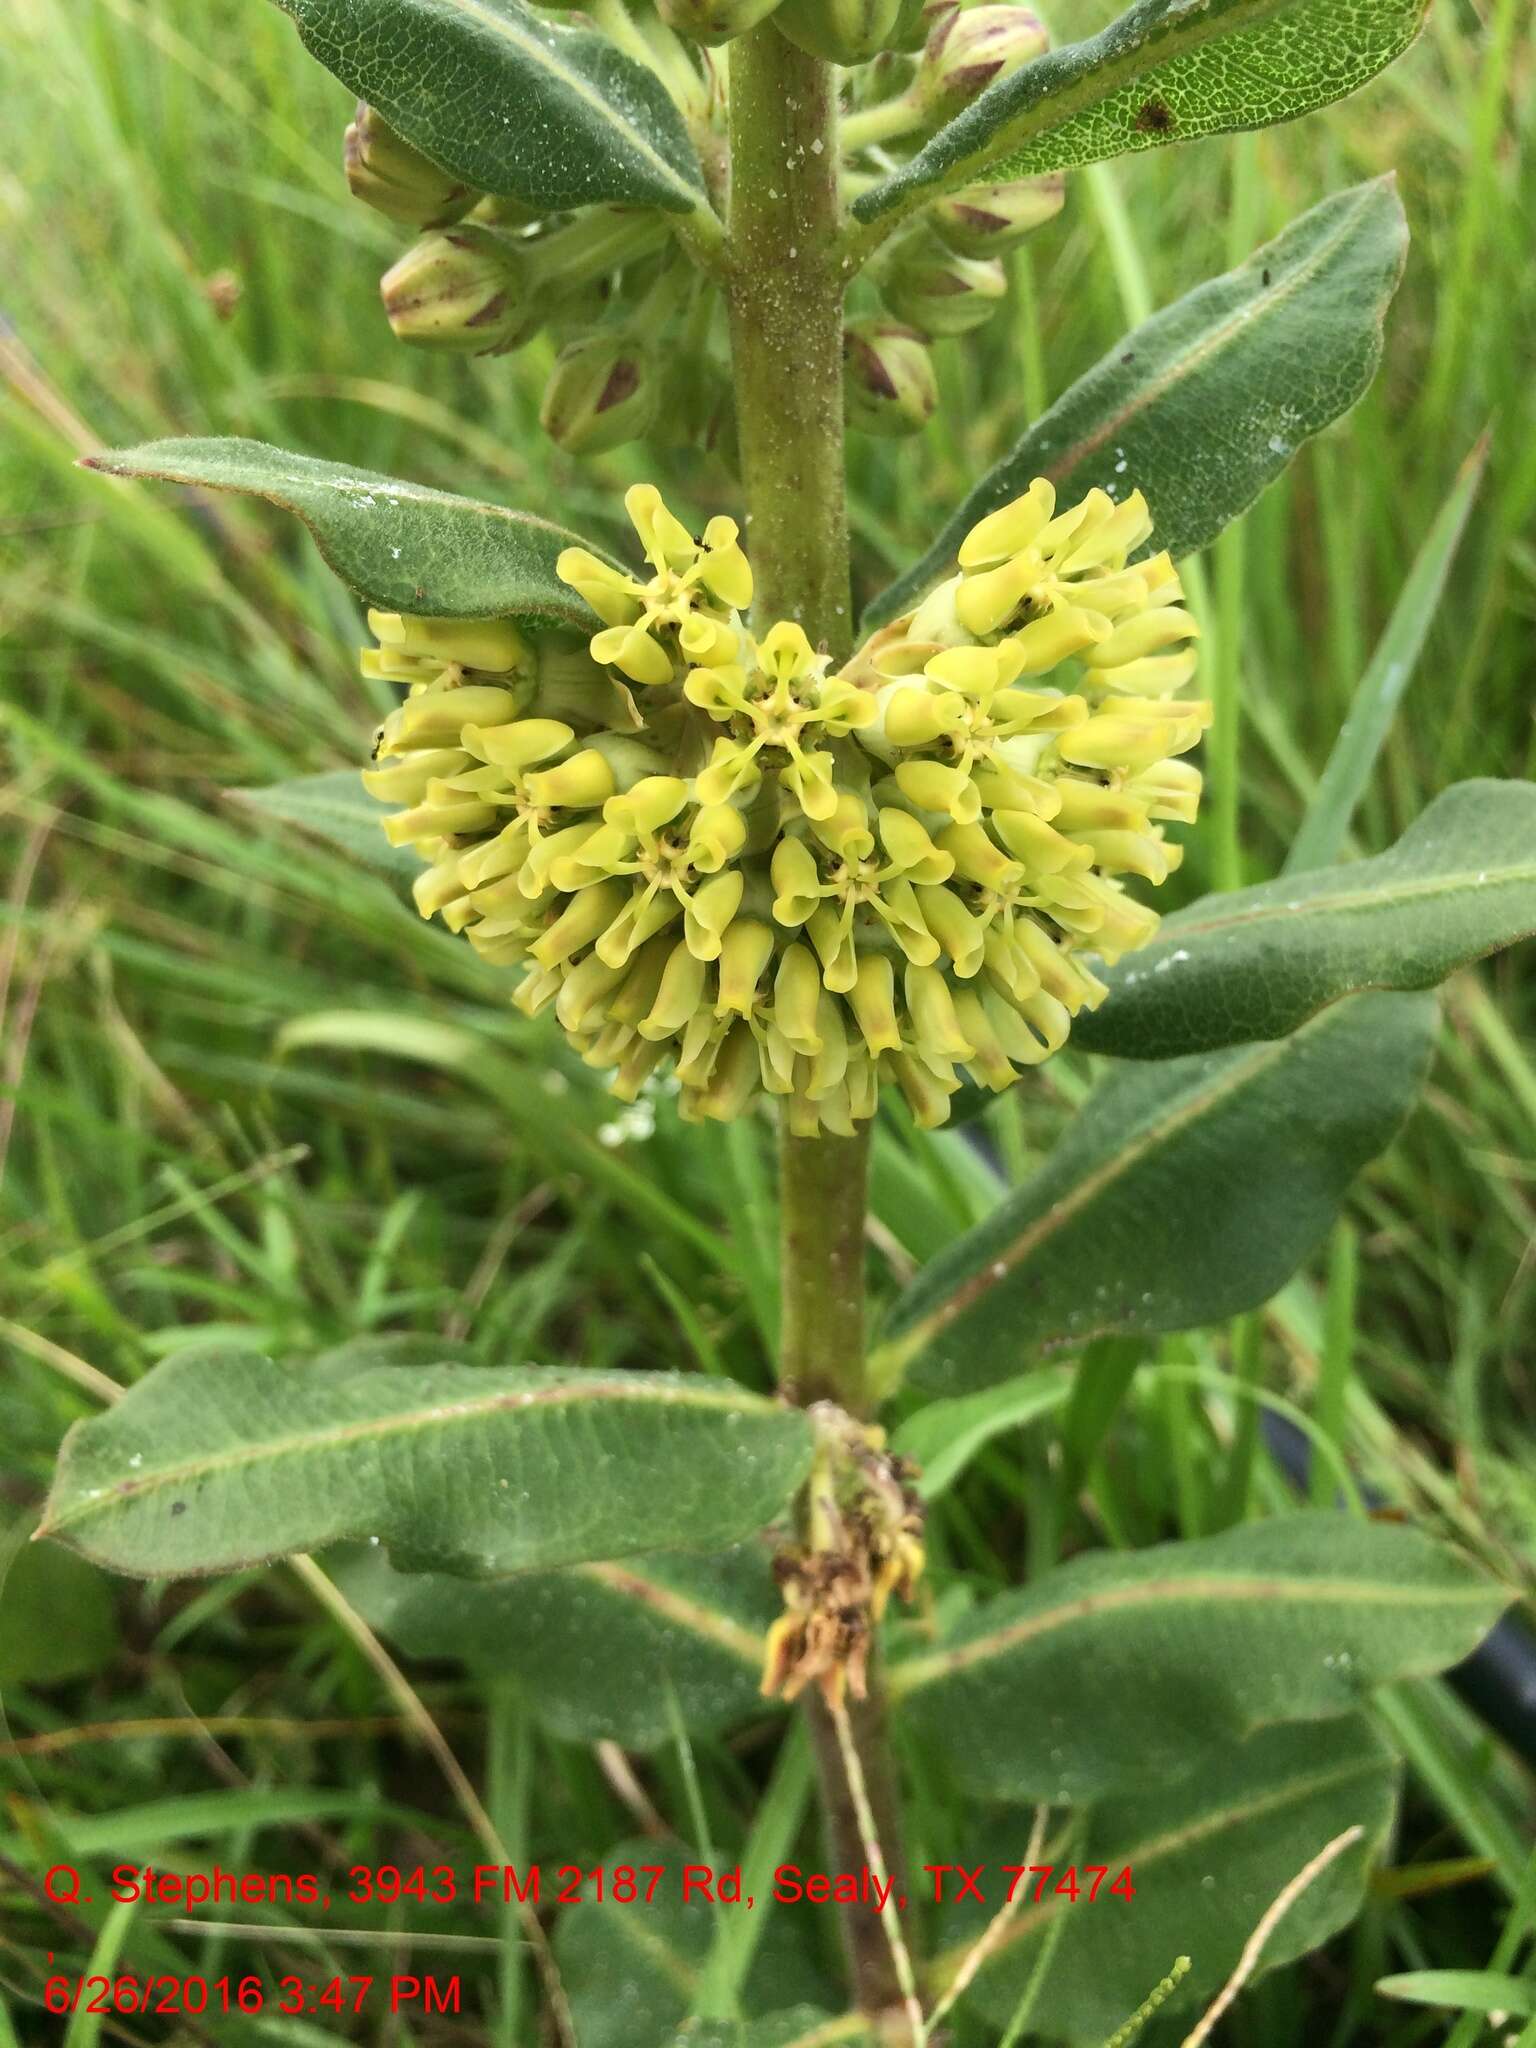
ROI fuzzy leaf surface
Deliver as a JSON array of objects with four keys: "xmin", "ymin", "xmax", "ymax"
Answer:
[
  {"xmin": 232, "ymin": 771, "xmax": 418, "ymax": 879},
  {"xmin": 892, "ymin": 1513, "xmax": 1506, "ymax": 1801},
  {"xmin": 1076, "ymin": 781, "xmax": 1536, "ymax": 1059},
  {"xmin": 278, "ymin": 0, "xmax": 706, "ymax": 214},
  {"xmin": 866, "ymin": 180, "xmax": 1405, "ymax": 627},
  {"xmin": 39, "ymin": 1349, "xmax": 813, "ymax": 1578},
  {"xmin": 854, "ymin": 0, "xmax": 1426, "ymax": 222},
  {"xmin": 335, "ymin": 1542, "xmax": 775, "ymax": 1748},
  {"xmin": 875, "ymin": 992, "xmax": 1435, "ymax": 1394},
  {"xmin": 933, "ymin": 1717, "xmax": 1396, "ymax": 2040},
  {"xmin": 82, "ymin": 438, "xmax": 607, "ymax": 627}
]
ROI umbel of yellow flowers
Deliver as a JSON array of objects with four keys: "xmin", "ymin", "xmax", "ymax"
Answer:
[{"xmin": 364, "ymin": 480, "xmax": 1208, "ymax": 1135}]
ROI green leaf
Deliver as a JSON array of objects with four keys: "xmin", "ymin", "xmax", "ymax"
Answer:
[
  {"xmin": 1286, "ymin": 439, "xmax": 1488, "ymax": 875},
  {"xmin": 891, "ymin": 1513, "xmax": 1507, "ymax": 1802},
  {"xmin": 230, "ymin": 770, "xmax": 418, "ymax": 880},
  {"xmin": 873, "ymin": 992, "xmax": 1435, "ymax": 1395},
  {"xmin": 1376, "ymin": 1973, "xmax": 1536, "ymax": 2017},
  {"xmin": 39, "ymin": 1347, "xmax": 814, "ymax": 1579},
  {"xmin": 334, "ymin": 1543, "xmax": 776, "ymax": 1749},
  {"xmin": 1075, "ymin": 781, "xmax": 1536, "ymax": 1061},
  {"xmin": 556, "ymin": 1841, "xmax": 833, "ymax": 2048},
  {"xmin": 278, "ymin": 0, "xmax": 706, "ymax": 215},
  {"xmin": 932, "ymin": 1717, "xmax": 1396, "ymax": 2041},
  {"xmin": 853, "ymin": 0, "xmax": 1426, "ymax": 225},
  {"xmin": 81, "ymin": 438, "xmax": 610, "ymax": 628},
  {"xmin": 891, "ymin": 1366, "xmax": 1073, "ymax": 1500},
  {"xmin": 0, "ymin": 1534, "xmax": 117, "ymax": 1686},
  {"xmin": 865, "ymin": 180, "xmax": 1406, "ymax": 629}
]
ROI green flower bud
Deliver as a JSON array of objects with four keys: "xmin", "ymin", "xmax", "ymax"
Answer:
[
  {"xmin": 843, "ymin": 320, "xmax": 937, "ymax": 438},
  {"xmin": 917, "ymin": 5, "xmax": 1048, "ymax": 124},
  {"xmin": 466, "ymin": 192, "xmax": 545, "ymax": 231},
  {"xmin": 775, "ymin": 0, "xmax": 904, "ymax": 65},
  {"xmin": 344, "ymin": 104, "xmax": 477, "ymax": 227},
  {"xmin": 931, "ymin": 171, "xmax": 1065, "ymax": 256},
  {"xmin": 877, "ymin": 228, "xmax": 1007, "ymax": 338},
  {"xmin": 886, "ymin": 0, "xmax": 952, "ymax": 53},
  {"xmin": 655, "ymin": 0, "xmax": 783, "ymax": 42},
  {"xmin": 380, "ymin": 225, "xmax": 539, "ymax": 354},
  {"xmin": 540, "ymin": 331, "xmax": 660, "ymax": 455}
]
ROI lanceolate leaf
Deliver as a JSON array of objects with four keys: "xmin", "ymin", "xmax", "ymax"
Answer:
[
  {"xmin": 853, "ymin": 0, "xmax": 1426, "ymax": 224},
  {"xmin": 1076, "ymin": 781, "xmax": 1536, "ymax": 1060},
  {"xmin": 335, "ymin": 1543, "xmax": 776, "ymax": 1749},
  {"xmin": 39, "ymin": 1349, "xmax": 814, "ymax": 1578},
  {"xmin": 865, "ymin": 181, "xmax": 1406, "ymax": 629},
  {"xmin": 931, "ymin": 1718, "xmax": 1396, "ymax": 2040},
  {"xmin": 873, "ymin": 992, "xmax": 1435, "ymax": 1395},
  {"xmin": 81, "ymin": 439, "xmax": 610, "ymax": 628},
  {"xmin": 278, "ymin": 0, "xmax": 707, "ymax": 215},
  {"xmin": 892, "ymin": 1514, "xmax": 1507, "ymax": 1802}
]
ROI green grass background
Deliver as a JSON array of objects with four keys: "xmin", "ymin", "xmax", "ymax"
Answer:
[{"xmin": 1, "ymin": 0, "xmax": 1533, "ymax": 2039}]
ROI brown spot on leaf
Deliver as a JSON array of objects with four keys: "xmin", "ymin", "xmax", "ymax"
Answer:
[{"xmin": 1134, "ymin": 97, "xmax": 1174, "ymax": 133}]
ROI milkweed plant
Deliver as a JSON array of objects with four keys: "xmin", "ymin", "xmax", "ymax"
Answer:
[{"xmin": 44, "ymin": 0, "xmax": 1536, "ymax": 2041}]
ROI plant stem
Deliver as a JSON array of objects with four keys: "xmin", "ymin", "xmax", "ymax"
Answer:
[
  {"xmin": 725, "ymin": 25, "xmax": 852, "ymax": 647},
  {"xmin": 725, "ymin": 27, "xmax": 912, "ymax": 2028},
  {"xmin": 778, "ymin": 1120, "xmax": 873, "ymax": 1408}
]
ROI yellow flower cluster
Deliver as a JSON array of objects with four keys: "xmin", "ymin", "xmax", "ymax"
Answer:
[{"xmin": 365, "ymin": 479, "xmax": 1207, "ymax": 1134}]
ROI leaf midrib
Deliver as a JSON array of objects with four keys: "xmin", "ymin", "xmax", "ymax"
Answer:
[
  {"xmin": 868, "ymin": 0, "xmax": 1313, "ymax": 217},
  {"xmin": 1038, "ymin": 182, "xmax": 1380, "ymax": 482},
  {"xmin": 1150, "ymin": 859, "xmax": 1536, "ymax": 949},
  {"xmin": 892, "ymin": 1570, "xmax": 1494, "ymax": 1695},
  {"xmin": 43, "ymin": 1377, "xmax": 777, "ymax": 1539},
  {"xmin": 580, "ymin": 1560, "xmax": 767, "ymax": 1667},
  {"xmin": 882, "ymin": 1031, "xmax": 1292, "ymax": 1365}
]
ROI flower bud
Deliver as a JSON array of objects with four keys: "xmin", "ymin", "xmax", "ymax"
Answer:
[
  {"xmin": 887, "ymin": 0, "xmax": 954, "ymax": 54},
  {"xmin": 540, "ymin": 331, "xmax": 660, "ymax": 455},
  {"xmin": 380, "ymin": 226, "xmax": 537, "ymax": 354},
  {"xmin": 844, "ymin": 320, "xmax": 938, "ymax": 438},
  {"xmin": 655, "ymin": 0, "xmax": 783, "ymax": 41},
  {"xmin": 344, "ymin": 104, "xmax": 477, "ymax": 227},
  {"xmin": 775, "ymin": 0, "xmax": 904, "ymax": 64},
  {"xmin": 877, "ymin": 229, "xmax": 1007, "ymax": 338},
  {"xmin": 917, "ymin": 5, "xmax": 1048, "ymax": 124},
  {"xmin": 931, "ymin": 171, "xmax": 1065, "ymax": 256}
]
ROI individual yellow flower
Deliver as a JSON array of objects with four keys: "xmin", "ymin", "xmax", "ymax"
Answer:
[
  {"xmin": 364, "ymin": 477, "xmax": 1207, "ymax": 1135},
  {"xmin": 556, "ymin": 482, "xmax": 750, "ymax": 685},
  {"xmin": 686, "ymin": 619, "xmax": 876, "ymax": 820}
]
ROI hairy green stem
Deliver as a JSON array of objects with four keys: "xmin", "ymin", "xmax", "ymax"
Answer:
[
  {"xmin": 725, "ymin": 25, "xmax": 852, "ymax": 645},
  {"xmin": 725, "ymin": 25, "xmax": 912, "ymax": 2026}
]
